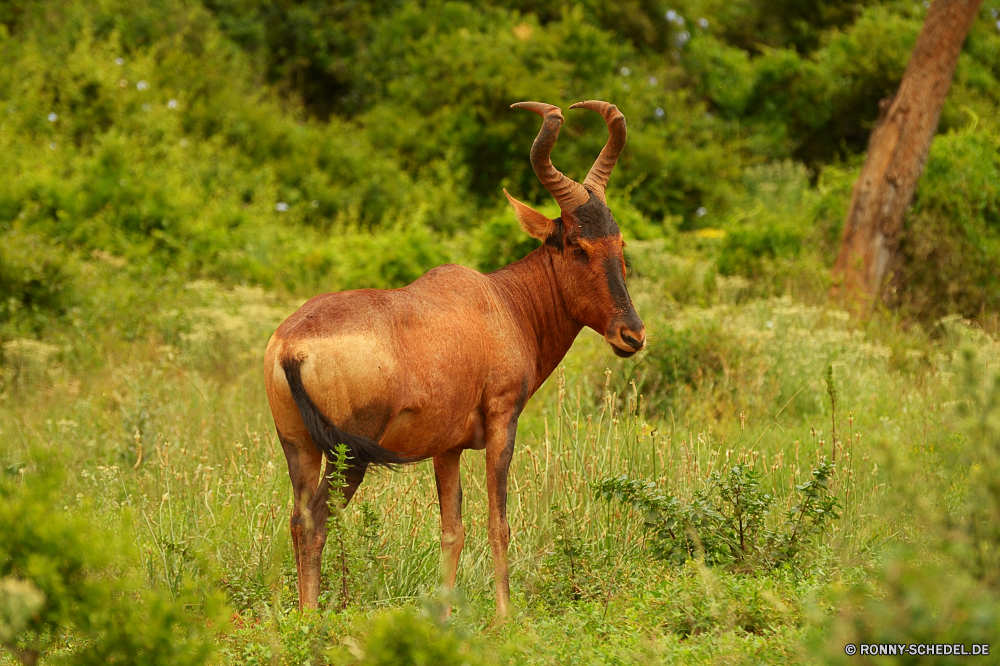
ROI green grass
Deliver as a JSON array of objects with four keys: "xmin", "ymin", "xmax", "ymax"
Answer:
[{"xmin": 3, "ymin": 246, "xmax": 998, "ymax": 664}]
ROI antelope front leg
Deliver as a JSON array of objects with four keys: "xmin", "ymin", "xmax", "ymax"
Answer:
[
  {"xmin": 485, "ymin": 389, "xmax": 526, "ymax": 619},
  {"xmin": 433, "ymin": 448, "xmax": 465, "ymax": 615}
]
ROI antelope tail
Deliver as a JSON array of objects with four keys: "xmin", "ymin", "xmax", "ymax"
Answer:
[{"xmin": 280, "ymin": 357, "xmax": 412, "ymax": 469}]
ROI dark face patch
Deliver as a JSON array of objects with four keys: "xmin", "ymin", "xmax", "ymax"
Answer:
[
  {"xmin": 602, "ymin": 254, "xmax": 633, "ymax": 314},
  {"xmin": 570, "ymin": 190, "xmax": 619, "ymax": 240},
  {"xmin": 544, "ymin": 191, "xmax": 619, "ymax": 251}
]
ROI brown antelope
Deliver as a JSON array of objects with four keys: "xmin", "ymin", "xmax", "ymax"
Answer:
[{"xmin": 264, "ymin": 100, "xmax": 645, "ymax": 617}]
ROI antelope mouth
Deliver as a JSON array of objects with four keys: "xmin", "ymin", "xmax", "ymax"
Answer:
[
  {"xmin": 608, "ymin": 328, "xmax": 645, "ymax": 358},
  {"xmin": 611, "ymin": 344, "xmax": 637, "ymax": 358},
  {"xmin": 610, "ymin": 340, "xmax": 644, "ymax": 358}
]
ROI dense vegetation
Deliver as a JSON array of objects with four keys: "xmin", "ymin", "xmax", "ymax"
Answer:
[{"xmin": 2, "ymin": 0, "xmax": 1000, "ymax": 664}]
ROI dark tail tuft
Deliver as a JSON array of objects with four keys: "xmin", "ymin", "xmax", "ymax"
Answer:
[{"xmin": 281, "ymin": 357, "xmax": 414, "ymax": 469}]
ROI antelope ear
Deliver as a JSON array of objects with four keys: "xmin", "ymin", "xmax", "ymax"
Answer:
[{"xmin": 504, "ymin": 188, "xmax": 555, "ymax": 240}]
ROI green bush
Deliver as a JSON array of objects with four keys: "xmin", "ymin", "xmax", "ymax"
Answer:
[
  {"xmin": 894, "ymin": 130, "xmax": 1000, "ymax": 320},
  {"xmin": 0, "ymin": 458, "xmax": 226, "ymax": 665},
  {"xmin": 637, "ymin": 319, "xmax": 734, "ymax": 403},
  {"xmin": 332, "ymin": 608, "xmax": 497, "ymax": 666},
  {"xmin": 648, "ymin": 561, "xmax": 802, "ymax": 638},
  {"xmin": 0, "ymin": 231, "xmax": 75, "ymax": 335},
  {"xmin": 595, "ymin": 459, "xmax": 840, "ymax": 569},
  {"xmin": 1, "ymin": 0, "xmax": 999, "ymax": 332},
  {"xmin": 717, "ymin": 225, "xmax": 803, "ymax": 279}
]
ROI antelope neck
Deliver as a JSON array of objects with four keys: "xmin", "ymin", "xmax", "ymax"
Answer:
[{"xmin": 488, "ymin": 247, "xmax": 582, "ymax": 391}]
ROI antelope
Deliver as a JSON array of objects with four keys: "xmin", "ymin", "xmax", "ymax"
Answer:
[{"xmin": 264, "ymin": 100, "xmax": 645, "ymax": 617}]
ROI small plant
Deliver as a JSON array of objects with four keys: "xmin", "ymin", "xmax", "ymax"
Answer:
[
  {"xmin": 357, "ymin": 500, "xmax": 385, "ymax": 602},
  {"xmin": 326, "ymin": 443, "xmax": 353, "ymax": 609},
  {"xmin": 550, "ymin": 504, "xmax": 585, "ymax": 600},
  {"xmin": 332, "ymin": 607, "xmax": 498, "ymax": 666},
  {"xmin": 529, "ymin": 503, "xmax": 613, "ymax": 604},
  {"xmin": 319, "ymin": 444, "xmax": 390, "ymax": 609},
  {"xmin": 595, "ymin": 458, "xmax": 840, "ymax": 570}
]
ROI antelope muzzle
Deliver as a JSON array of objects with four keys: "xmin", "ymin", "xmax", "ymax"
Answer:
[{"xmin": 607, "ymin": 312, "xmax": 645, "ymax": 358}]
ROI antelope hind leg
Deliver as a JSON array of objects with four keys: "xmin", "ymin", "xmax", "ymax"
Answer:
[
  {"xmin": 295, "ymin": 454, "xmax": 370, "ymax": 610},
  {"xmin": 279, "ymin": 433, "xmax": 325, "ymax": 610}
]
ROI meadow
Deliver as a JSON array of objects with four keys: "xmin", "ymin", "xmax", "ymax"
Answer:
[
  {"xmin": 3, "ymin": 0, "xmax": 1000, "ymax": 663},
  {"xmin": 4, "ymin": 247, "xmax": 1000, "ymax": 664}
]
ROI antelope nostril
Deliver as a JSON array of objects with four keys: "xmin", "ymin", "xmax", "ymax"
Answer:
[{"xmin": 621, "ymin": 330, "xmax": 644, "ymax": 351}]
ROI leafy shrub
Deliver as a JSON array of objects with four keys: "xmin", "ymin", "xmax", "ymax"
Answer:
[
  {"xmin": 709, "ymin": 161, "xmax": 834, "ymax": 298},
  {"xmin": 0, "ymin": 231, "xmax": 75, "ymax": 334},
  {"xmin": 677, "ymin": 0, "xmax": 876, "ymax": 55},
  {"xmin": 683, "ymin": 34, "xmax": 755, "ymax": 118},
  {"xmin": 648, "ymin": 560, "xmax": 801, "ymax": 637},
  {"xmin": 716, "ymin": 225, "xmax": 803, "ymax": 279},
  {"xmin": 893, "ymin": 130, "xmax": 1000, "ymax": 320},
  {"xmin": 595, "ymin": 459, "xmax": 840, "ymax": 569},
  {"xmin": 637, "ymin": 320, "xmax": 734, "ymax": 402},
  {"xmin": 334, "ymin": 221, "xmax": 454, "ymax": 290},
  {"xmin": 469, "ymin": 207, "xmax": 542, "ymax": 274},
  {"xmin": 526, "ymin": 504, "xmax": 608, "ymax": 604},
  {"xmin": 333, "ymin": 608, "xmax": 497, "ymax": 666},
  {"xmin": 0, "ymin": 457, "xmax": 225, "ymax": 665}
]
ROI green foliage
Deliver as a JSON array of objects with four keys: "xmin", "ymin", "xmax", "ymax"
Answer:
[
  {"xmin": 677, "ymin": 0, "xmax": 876, "ymax": 55},
  {"xmin": 202, "ymin": 0, "xmax": 399, "ymax": 117},
  {"xmin": 638, "ymin": 320, "xmax": 733, "ymax": 400},
  {"xmin": 717, "ymin": 225, "xmax": 803, "ymax": 279},
  {"xmin": 648, "ymin": 561, "xmax": 802, "ymax": 637},
  {"xmin": 711, "ymin": 162, "xmax": 828, "ymax": 298},
  {"xmin": 894, "ymin": 129, "xmax": 1000, "ymax": 319},
  {"xmin": 0, "ymin": 458, "xmax": 225, "ymax": 665},
  {"xmin": 951, "ymin": 349, "xmax": 1000, "ymax": 585},
  {"xmin": 336, "ymin": 608, "xmax": 496, "ymax": 666},
  {"xmin": 0, "ymin": 231, "xmax": 74, "ymax": 335},
  {"xmin": 595, "ymin": 458, "xmax": 839, "ymax": 569},
  {"xmin": 1, "ymin": 0, "xmax": 998, "ymax": 328},
  {"xmin": 742, "ymin": 5, "xmax": 921, "ymax": 164},
  {"xmin": 470, "ymin": 208, "xmax": 541, "ymax": 274},
  {"xmin": 529, "ymin": 504, "xmax": 603, "ymax": 603}
]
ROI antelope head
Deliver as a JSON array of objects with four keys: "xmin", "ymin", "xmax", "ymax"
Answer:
[{"xmin": 506, "ymin": 100, "xmax": 645, "ymax": 358}]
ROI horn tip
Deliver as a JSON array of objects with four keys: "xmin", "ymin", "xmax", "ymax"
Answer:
[
  {"xmin": 571, "ymin": 100, "xmax": 620, "ymax": 114},
  {"xmin": 511, "ymin": 101, "xmax": 562, "ymax": 118}
]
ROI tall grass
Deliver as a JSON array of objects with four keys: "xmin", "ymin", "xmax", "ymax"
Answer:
[{"xmin": 2, "ymin": 261, "xmax": 997, "ymax": 663}]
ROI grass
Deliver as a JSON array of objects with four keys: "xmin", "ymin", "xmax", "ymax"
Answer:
[{"xmin": 1, "ymin": 243, "xmax": 998, "ymax": 664}]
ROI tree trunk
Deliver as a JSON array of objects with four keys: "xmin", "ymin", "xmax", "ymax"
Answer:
[{"xmin": 832, "ymin": 0, "xmax": 983, "ymax": 308}]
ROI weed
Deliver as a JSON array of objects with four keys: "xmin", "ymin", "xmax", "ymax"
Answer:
[{"xmin": 595, "ymin": 455, "xmax": 839, "ymax": 571}]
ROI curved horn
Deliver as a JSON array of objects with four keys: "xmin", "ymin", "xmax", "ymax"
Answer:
[
  {"xmin": 570, "ymin": 100, "xmax": 626, "ymax": 204},
  {"xmin": 511, "ymin": 101, "xmax": 590, "ymax": 211}
]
